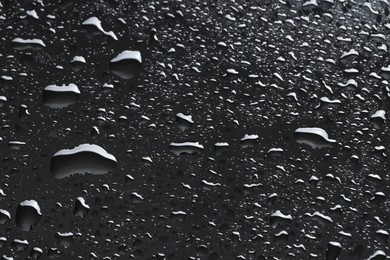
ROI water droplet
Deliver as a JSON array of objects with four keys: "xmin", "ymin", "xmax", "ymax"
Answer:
[
  {"xmin": 110, "ymin": 51, "xmax": 142, "ymax": 79},
  {"xmin": 43, "ymin": 84, "xmax": 80, "ymax": 109},
  {"xmin": 73, "ymin": 197, "xmax": 90, "ymax": 217},
  {"xmin": 295, "ymin": 127, "xmax": 337, "ymax": 149},
  {"xmin": 50, "ymin": 144, "xmax": 117, "ymax": 179},
  {"xmin": 169, "ymin": 142, "xmax": 204, "ymax": 155},
  {"xmin": 15, "ymin": 200, "xmax": 41, "ymax": 231},
  {"xmin": 12, "ymin": 38, "xmax": 46, "ymax": 51}
]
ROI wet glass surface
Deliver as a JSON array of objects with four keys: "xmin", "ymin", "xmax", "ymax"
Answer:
[{"xmin": 0, "ymin": 0, "xmax": 390, "ymax": 259}]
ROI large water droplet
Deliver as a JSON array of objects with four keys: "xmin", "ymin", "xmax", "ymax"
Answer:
[
  {"xmin": 326, "ymin": 241, "xmax": 342, "ymax": 260},
  {"xmin": 110, "ymin": 51, "xmax": 142, "ymax": 79},
  {"xmin": 15, "ymin": 200, "xmax": 42, "ymax": 231},
  {"xmin": 294, "ymin": 127, "xmax": 337, "ymax": 149},
  {"xmin": 50, "ymin": 144, "xmax": 117, "ymax": 179},
  {"xmin": 82, "ymin": 17, "xmax": 118, "ymax": 40},
  {"xmin": 169, "ymin": 142, "xmax": 204, "ymax": 155},
  {"xmin": 12, "ymin": 38, "xmax": 46, "ymax": 51},
  {"xmin": 73, "ymin": 197, "xmax": 90, "ymax": 217},
  {"xmin": 0, "ymin": 209, "xmax": 10, "ymax": 224},
  {"xmin": 43, "ymin": 84, "xmax": 80, "ymax": 109}
]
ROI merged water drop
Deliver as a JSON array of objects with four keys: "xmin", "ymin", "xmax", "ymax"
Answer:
[
  {"xmin": 169, "ymin": 142, "xmax": 204, "ymax": 155},
  {"xmin": 43, "ymin": 84, "xmax": 80, "ymax": 108},
  {"xmin": 82, "ymin": 17, "xmax": 118, "ymax": 40},
  {"xmin": 294, "ymin": 127, "xmax": 337, "ymax": 149},
  {"xmin": 12, "ymin": 38, "xmax": 46, "ymax": 51},
  {"xmin": 73, "ymin": 197, "xmax": 90, "ymax": 217},
  {"xmin": 50, "ymin": 144, "xmax": 117, "ymax": 179}
]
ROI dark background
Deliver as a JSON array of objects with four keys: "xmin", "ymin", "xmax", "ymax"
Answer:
[{"xmin": 0, "ymin": 0, "xmax": 389, "ymax": 259}]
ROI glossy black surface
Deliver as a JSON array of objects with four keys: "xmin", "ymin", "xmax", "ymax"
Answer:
[{"xmin": 0, "ymin": 0, "xmax": 390, "ymax": 259}]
